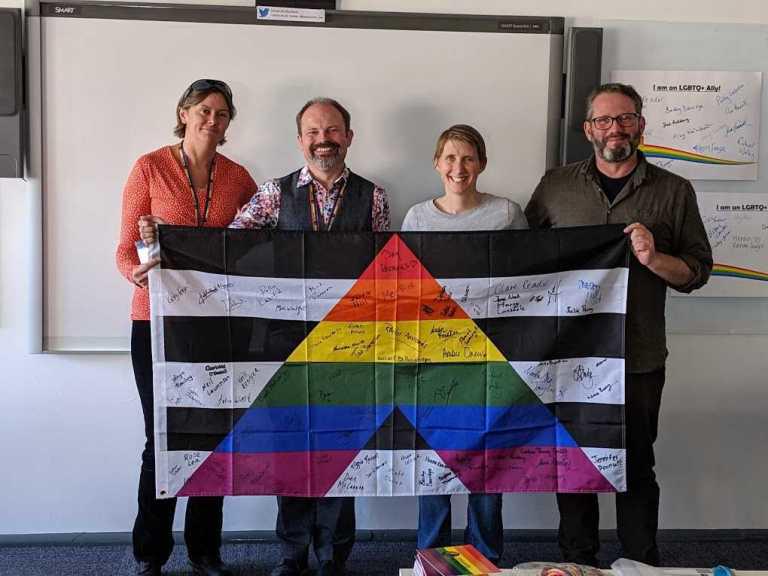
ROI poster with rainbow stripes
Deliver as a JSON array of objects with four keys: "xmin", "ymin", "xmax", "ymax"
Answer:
[
  {"xmin": 674, "ymin": 192, "xmax": 768, "ymax": 297},
  {"xmin": 149, "ymin": 226, "xmax": 629, "ymax": 498},
  {"xmin": 610, "ymin": 70, "xmax": 761, "ymax": 181}
]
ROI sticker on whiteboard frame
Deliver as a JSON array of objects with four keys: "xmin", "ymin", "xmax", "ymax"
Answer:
[{"xmin": 256, "ymin": 5, "xmax": 326, "ymax": 23}]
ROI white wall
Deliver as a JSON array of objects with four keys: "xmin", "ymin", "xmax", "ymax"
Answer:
[{"xmin": 2, "ymin": 0, "xmax": 768, "ymax": 535}]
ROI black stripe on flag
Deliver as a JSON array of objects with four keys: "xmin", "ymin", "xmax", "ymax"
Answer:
[
  {"xmin": 482, "ymin": 314, "xmax": 625, "ymax": 361},
  {"xmin": 162, "ymin": 315, "xmax": 623, "ymax": 363},
  {"xmin": 165, "ymin": 403, "xmax": 623, "ymax": 452},
  {"xmin": 555, "ymin": 225, "xmax": 630, "ymax": 274},
  {"xmin": 399, "ymin": 224, "xmax": 628, "ymax": 278},
  {"xmin": 363, "ymin": 407, "xmax": 432, "ymax": 451},
  {"xmin": 158, "ymin": 225, "xmax": 227, "ymax": 276},
  {"xmin": 548, "ymin": 402, "xmax": 624, "ymax": 449},
  {"xmin": 158, "ymin": 226, "xmax": 379, "ymax": 279},
  {"xmin": 166, "ymin": 407, "xmax": 247, "ymax": 451},
  {"xmin": 163, "ymin": 317, "xmax": 315, "ymax": 363},
  {"xmin": 159, "ymin": 226, "xmax": 627, "ymax": 280}
]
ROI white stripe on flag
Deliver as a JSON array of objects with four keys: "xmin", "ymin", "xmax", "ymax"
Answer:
[
  {"xmin": 439, "ymin": 267, "xmax": 628, "ymax": 318},
  {"xmin": 157, "ymin": 362, "xmax": 283, "ymax": 409},
  {"xmin": 153, "ymin": 268, "xmax": 627, "ymax": 320},
  {"xmin": 581, "ymin": 447, "xmax": 627, "ymax": 491},
  {"xmin": 325, "ymin": 449, "xmax": 468, "ymax": 497},
  {"xmin": 156, "ymin": 357, "xmax": 623, "ymax": 409},
  {"xmin": 510, "ymin": 357, "xmax": 625, "ymax": 405},
  {"xmin": 152, "ymin": 270, "xmax": 355, "ymax": 320},
  {"xmin": 156, "ymin": 450, "xmax": 214, "ymax": 498}
]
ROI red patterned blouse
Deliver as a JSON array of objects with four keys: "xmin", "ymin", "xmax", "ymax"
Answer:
[{"xmin": 116, "ymin": 145, "xmax": 257, "ymax": 320}]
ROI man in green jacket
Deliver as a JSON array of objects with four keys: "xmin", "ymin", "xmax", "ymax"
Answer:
[{"xmin": 525, "ymin": 82, "xmax": 713, "ymax": 567}]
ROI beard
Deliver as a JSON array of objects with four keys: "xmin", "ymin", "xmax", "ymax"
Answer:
[
  {"xmin": 309, "ymin": 141, "xmax": 342, "ymax": 170},
  {"xmin": 592, "ymin": 131, "xmax": 640, "ymax": 163}
]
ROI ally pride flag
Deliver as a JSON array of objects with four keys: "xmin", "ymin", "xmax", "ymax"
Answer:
[{"xmin": 149, "ymin": 225, "xmax": 629, "ymax": 498}]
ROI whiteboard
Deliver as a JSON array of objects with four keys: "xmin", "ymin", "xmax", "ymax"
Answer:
[
  {"xmin": 601, "ymin": 19, "xmax": 768, "ymax": 333},
  {"xmin": 37, "ymin": 7, "xmax": 563, "ymax": 351}
]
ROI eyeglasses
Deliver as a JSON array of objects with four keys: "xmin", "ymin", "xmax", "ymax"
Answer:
[
  {"xmin": 181, "ymin": 79, "xmax": 233, "ymax": 103},
  {"xmin": 589, "ymin": 113, "xmax": 641, "ymax": 130}
]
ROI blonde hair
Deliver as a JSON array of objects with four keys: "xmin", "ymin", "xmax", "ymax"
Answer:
[{"xmin": 433, "ymin": 124, "xmax": 487, "ymax": 167}]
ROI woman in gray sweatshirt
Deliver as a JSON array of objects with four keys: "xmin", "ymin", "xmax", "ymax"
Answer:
[{"xmin": 403, "ymin": 124, "xmax": 527, "ymax": 565}]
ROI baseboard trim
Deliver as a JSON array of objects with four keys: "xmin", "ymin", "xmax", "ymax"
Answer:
[{"xmin": 1, "ymin": 529, "xmax": 767, "ymax": 547}]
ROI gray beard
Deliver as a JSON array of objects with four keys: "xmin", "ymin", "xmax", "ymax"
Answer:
[
  {"xmin": 310, "ymin": 152, "xmax": 342, "ymax": 171},
  {"xmin": 595, "ymin": 139, "xmax": 635, "ymax": 163}
]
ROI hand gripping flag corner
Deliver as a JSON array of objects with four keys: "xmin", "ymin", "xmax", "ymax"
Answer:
[{"xmin": 149, "ymin": 226, "xmax": 629, "ymax": 498}]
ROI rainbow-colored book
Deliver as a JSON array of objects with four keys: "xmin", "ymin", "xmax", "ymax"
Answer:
[{"xmin": 414, "ymin": 544, "xmax": 501, "ymax": 576}]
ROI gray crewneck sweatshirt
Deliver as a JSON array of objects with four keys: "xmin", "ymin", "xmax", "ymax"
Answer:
[{"xmin": 401, "ymin": 192, "xmax": 527, "ymax": 231}]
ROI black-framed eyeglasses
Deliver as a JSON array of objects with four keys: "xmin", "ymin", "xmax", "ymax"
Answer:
[
  {"xmin": 182, "ymin": 79, "xmax": 233, "ymax": 102},
  {"xmin": 589, "ymin": 113, "xmax": 641, "ymax": 130}
]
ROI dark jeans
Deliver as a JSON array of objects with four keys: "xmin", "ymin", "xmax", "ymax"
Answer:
[
  {"xmin": 131, "ymin": 321, "xmax": 224, "ymax": 565},
  {"xmin": 556, "ymin": 369, "xmax": 665, "ymax": 567},
  {"xmin": 417, "ymin": 494, "xmax": 504, "ymax": 564},
  {"xmin": 275, "ymin": 496, "xmax": 356, "ymax": 569}
]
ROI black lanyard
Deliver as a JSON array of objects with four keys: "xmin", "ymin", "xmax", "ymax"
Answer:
[
  {"xmin": 180, "ymin": 142, "xmax": 215, "ymax": 227},
  {"xmin": 308, "ymin": 179, "xmax": 347, "ymax": 232}
]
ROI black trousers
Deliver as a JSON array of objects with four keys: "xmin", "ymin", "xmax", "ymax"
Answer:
[
  {"xmin": 556, "ymin": 370, "xmax": 665, "ymax": 567},
  {"xmin": 131, "ymin": 321, "xmax": 224, "ymax": 565},
  {"xmin": 275, "ymin": 496, "xmax": 356, "ymax": 568}
]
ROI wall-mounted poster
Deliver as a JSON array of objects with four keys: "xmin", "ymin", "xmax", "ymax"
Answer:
[
  {"xmin": 676, "ymin": 193, "xmax": 768, "ymax": 297},
  {"xmin": 610, "ymin": 70, "xmax": 761, "ymax": 180}
]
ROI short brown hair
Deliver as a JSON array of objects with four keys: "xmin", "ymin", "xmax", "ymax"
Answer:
[
  {"xmin": 295, "ymin": 97, "xmax": 351, "ymax": 135},
  {"xmin": 585, "ymin": 82, "xmax": 643, "ymax": 120},
  {"xmin": 433, "ymin": 124, "xmax": 487, "ymax": 167},
  {"xmin": 174, "ymin": 79, "xmax": 236, "ymax": 144}
]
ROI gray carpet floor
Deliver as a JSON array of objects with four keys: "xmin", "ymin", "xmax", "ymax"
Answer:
[{"xmin": 1, "ymin": 533, "xmax": 767, "ymax": 576}]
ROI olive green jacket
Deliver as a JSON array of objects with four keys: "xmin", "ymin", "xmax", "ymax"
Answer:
[{"xmin": 525, "ymin": 153, "xmax": 713, "ymax": 373}]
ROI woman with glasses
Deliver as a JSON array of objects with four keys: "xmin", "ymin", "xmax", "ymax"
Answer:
[
  {"xmin": 401, "ymin": 124, "xmax": 527, "ymax": 566},
  {"xmin": 116, "ymin": 79, "xmax": 256, "ymax": 576}
]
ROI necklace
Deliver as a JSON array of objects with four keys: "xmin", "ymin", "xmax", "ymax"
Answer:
[{"xmin": 179, "ymin": 142, "xmax": 215, "ymax": 227}]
